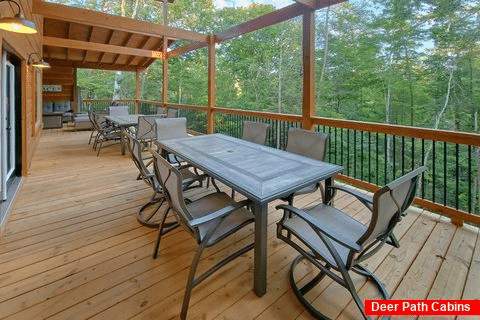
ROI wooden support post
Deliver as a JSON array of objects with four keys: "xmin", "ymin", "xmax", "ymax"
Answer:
[
  {"xmin": 73, "ymin": 68, "xmax": 79, "ymax": 112},
  {"xmin": 302, "ymin": 9, "xmax": 315, "ymax": 131},
  {"xmin": 207, "ymin": 34, "xmax": 216, "ymax": 134},
  {"xmin": 135, "ymin": 70, "xmax": 141, "ymax": 114},
  {"xmin": 162, "ymin": 37, "xmax": 168, "ymax": 112}
]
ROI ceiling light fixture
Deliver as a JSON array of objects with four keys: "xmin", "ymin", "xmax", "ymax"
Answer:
[
  {"xmin": 28, "ymin": 53, "xmax": 50, "ymax": 68},
  {"xmin": 0, "ymin": 0, "xmax": 37, "ymax": 34}
]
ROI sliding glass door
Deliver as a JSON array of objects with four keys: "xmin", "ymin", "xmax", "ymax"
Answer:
[{"xmin": 1, "ymin": 50, "xmax": 16, "ymax": 200}]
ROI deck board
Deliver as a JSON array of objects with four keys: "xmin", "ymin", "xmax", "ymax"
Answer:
[{"xmin": 0, "ymin": 129, "xmax": 478, "ymax": 320}]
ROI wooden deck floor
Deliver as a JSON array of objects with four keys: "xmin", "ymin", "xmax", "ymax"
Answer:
[{"xmin": 1, "ymin": 129, "xmax": 479, "ymax": 320}]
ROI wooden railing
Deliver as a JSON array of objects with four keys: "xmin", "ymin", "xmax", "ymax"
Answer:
[{"xmin": 80, "ymin": 99, "xmax": 480, "ymax": 226}]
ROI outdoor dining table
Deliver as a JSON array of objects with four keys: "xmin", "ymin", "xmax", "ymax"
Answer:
[{"xmin": 155, "ymin": 133, "xmax": 343, "ymax": 297}]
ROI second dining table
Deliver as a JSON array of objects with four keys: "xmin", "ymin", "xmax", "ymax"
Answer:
[{"xmin": 155, "ymin": 133, "xmax": 343, "ymax": 297}]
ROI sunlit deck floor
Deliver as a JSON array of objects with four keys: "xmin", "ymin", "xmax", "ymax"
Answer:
[{"xmin": 0, "ymin": 128, "xmax": 479, "ymax": 320}]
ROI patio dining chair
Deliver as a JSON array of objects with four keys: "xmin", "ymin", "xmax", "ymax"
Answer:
[
  {"xmin": 281, "ymin": 128, "xmax": 329, "ymax": 205},
  {"xmin": 241, "ymin": 120, "xmax": 270, "ymax": 145},
  {"xmin": 155, "ymin": 117, "xmax": 189, "ymax": 164},
  {"xmin": 276, "ymin": 166, "xmax": 427, "ymax": 319},
  {"xmin": 125, "ymin": 131, "xmax": 206, "ymax": 228},
  {"xmin": 91, "ymin": 111, "xmax": 122, "ymax": 156},
  {"xmin": 136, "ymin": 114, "xmax": 166, "ymax": 143},
  {"xmin": 109, "ymin": 105, "xmax": 129, "ymax": 116},
  {"xmin": 150, "ymin": 149, "xmax": 255, "ymax": 320}
]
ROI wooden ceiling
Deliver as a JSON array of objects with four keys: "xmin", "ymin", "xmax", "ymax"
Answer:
[
  {"xmin": 33, "ymin": 1, "xmax": 208, "ymax": 71},
  {"xmin": 33, "ymin": 0, "xmax": 345, "ymax": 72}
]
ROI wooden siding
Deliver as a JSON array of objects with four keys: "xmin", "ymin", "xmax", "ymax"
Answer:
[
  {"xmin": 1, "ymin": 0, "xmax": 44, "ymax": 175},
  {"xmin": 42, "ymin": 65, "xmax": 75, "ymax": 102},
  {"xmin": 0, "ymin": 129, "xmax": 479, "ymax": 320}
]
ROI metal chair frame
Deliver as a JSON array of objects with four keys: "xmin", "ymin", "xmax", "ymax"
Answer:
[
  {"xmin": 150, "ymin": 150, "xmax": 255, "ymax": 320},
  {"xmin": 276, "ymin": 166, "xmax": 427, "ymax": 319}
]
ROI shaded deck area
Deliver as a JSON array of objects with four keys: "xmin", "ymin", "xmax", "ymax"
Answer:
[{"xmin": 1, "ymin": 129, "xmax": 479, "ymax": 320}]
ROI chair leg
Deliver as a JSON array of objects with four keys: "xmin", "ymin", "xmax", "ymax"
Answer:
[
  {"xmin": 88, "ymin": 130, "xmax": 96, "ymax": 145},
  {"xmin": 152, "ymin": 207, "xmax": 171, "ymax": 259},
  {"xmin": 180, "ymin": 244, "xmax": 206, "ymax": 320}
]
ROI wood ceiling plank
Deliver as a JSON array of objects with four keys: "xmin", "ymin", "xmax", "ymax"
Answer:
[
  {"xmin": 82, "ymin": 26, "xmax": 94, "ymax": 62},
  {"xmin": 34, "ymin": 1, "xmax": 208, "ymax": 43},
  {"xmin": 98, "ymin": 30, "xmax": 115, "ymax": 64}
]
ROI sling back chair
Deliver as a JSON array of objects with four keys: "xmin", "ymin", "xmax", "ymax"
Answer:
[
  {"xmin": 136, "ymin": 114, "xmax": 165, "ymax": 144},
  {"xmin": 276, "ymin": 166, "xmax": 427, "ymax": 319},
  {"xmin": 150, "ymin": 149, "xmax": 255, "ymax": 320},
  {"xmin": 155, "ymin": 117, "xmax": 191, "ymax": 165},
  {"xmin": 109, "ymin": 105, "xmax": 129, "ymax": 116},
  {"xmin": 241, "ymin": 120, "xmax": 270, "ymax": 145},
  {"xmin": 125, "ymin": 131, "xmax": 206, "ymax": 228},
  {"xmin": 281, "ymin": 128, "xmax": 329, "ymax": 205},
  {"xmin": 91, "ymin": 111, "xmax": 122, "ymax": 156}
]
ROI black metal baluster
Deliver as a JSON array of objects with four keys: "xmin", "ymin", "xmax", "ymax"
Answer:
[
  {"xmin": 334, "ymin": 127, "xmax": 338, "ymax": 164},
  {"xmin": 402, "ymin": 136, "xmax": 405, "ymax": 175},
  {"xmin": 353, "ymin": 130, "xmax": 357, "ymax": 178},
  {"xmin": 422, "ymin": 139, "xmax": 425, "ymax": 199},
  {"xmin": 368, "ymin": 131, "xmax": 371, "ymax": 183},
  {"xmin": 376, "ymin": 133, "xmax": 379, "ymax": 185},
  {"xmin": 432, "ymin": 141, "xmax": 436, "ymax": 203},
  {"xmin": 361, "ymin": 131, "xmax": 364, "ymax": 181},
  {"xmin": 341, "ymin": 128, "xmax": 344, "ymax": 169},
  {"xmin": 444, "ymin": 142, "xmax": 447, "ymax": 206},
  {"xmin": 468, "ymin": 145, "xmax": 472, "ymax": 213},
  {"xmin": 456, "ymin": 144, "xmax": 459, "ymax": 210},
  {"xmin": 411, "ymin": 137, "xmax": 415, "ymax": 171},
  {"xmin": 393, "ymin": 135, "xmax": 396, "ymax": 180},
  {"xmin": 384, "ymin": 134, "xmax": 387, "ymax": 185},
  {"xmin": 347, "ymin": 129, "xmax": 350, "ymax": 176}
]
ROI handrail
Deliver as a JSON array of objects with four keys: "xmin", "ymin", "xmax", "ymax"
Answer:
[
  {"xmin": 312, "ymin": 117, "xmax": 480, "ymax": 147},
  {"xmin": 80, "ymin": 99, "xmax": 479, "ymax": 147}
]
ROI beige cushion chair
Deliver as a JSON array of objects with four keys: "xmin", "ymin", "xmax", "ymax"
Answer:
[
  {"xmin": 150, "ymin": 149, "xmax": 255, "ymax": 320},
  {"xmin": 276, "ymin": 166, "xmax": 427, "ymax": 319},
  {"xmin": 282, "ymin": 128, "xmax": 329, "ymax": 205},
  {"xmin": 241, "ymin": 120, "xmax": 270, "ymax": 145}
]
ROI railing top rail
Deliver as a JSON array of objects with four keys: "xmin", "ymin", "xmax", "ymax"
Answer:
[
  {"xmin": 312, "ymin": 117, "xmax": 480, "ymax": 147},
  {"xmin": 81, "ymin": 99, "xmax": 480, "ymax": 147}
]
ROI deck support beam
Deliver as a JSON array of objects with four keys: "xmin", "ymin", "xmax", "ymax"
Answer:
[
  {"xmin": 207, "ymin": 35, "xmax": 216, "ymax": 134},
  {"xmin": 135, "ymin": 70, "xmax": 141, "ymax": 114},
  {"xmin": 302, "ymin": 9, "xmax": 315, "ymax": 131},
  {"xmin": 162, "ymin": 37, "xmax": 168, "ymax": 111}
]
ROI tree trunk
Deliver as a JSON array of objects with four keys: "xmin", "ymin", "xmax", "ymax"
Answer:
[
  {"xmin": 317, "ymin": 6, "xmax": 330, "ymax": 106},
  {"xmin": 423, "ymin": 67, "xmax": 454, "ymax": 165}
]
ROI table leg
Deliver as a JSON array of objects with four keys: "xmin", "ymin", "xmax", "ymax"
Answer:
[
  {"xmin": 252, "ymin": 201, "xmax": 267, "ymax": 297},
  {"xmin": 120, "ymin": 127, "xmax": 126, "ymax": 155},
  {"xmin": 323, "ymin": 177, "xmax": 333, "ymax": 204}
]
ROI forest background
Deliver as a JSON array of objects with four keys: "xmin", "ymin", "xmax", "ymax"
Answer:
[{"xmin": 53, "ymin": 0, "xmax": 480, "ymax": 134}]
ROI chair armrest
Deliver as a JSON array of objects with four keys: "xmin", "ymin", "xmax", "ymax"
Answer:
[
  {"xmin": 190, "ymin": 199, "xmax": 252, "ymax": 227},
  {"xmin": 276, "ymin": 204, "xmax": 362, "ymax": 252},
  {"xmin": 329, "ymin": 185, "xmax": 373, "ymax": 211}
]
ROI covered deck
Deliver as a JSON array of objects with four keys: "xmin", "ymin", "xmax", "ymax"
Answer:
[{"xmin": 0, "ymin": 129, "xmax": 478, "ymax": 320}]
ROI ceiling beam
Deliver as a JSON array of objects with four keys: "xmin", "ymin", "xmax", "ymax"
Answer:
[
  {"xmin": 43, "ymin": 36, "xmax": 164, "ymax": 59},
  {"xmin": 44, "ymin": 58, "xmax": 144, "ymax": 72},
  {"xmin": 170, "ymin": 0, "xmax": 345, "ymax": 58},
  {"xmin": 215, "ymin": 3, "xmax": 306, "ymax": 43},
  {"xmin": 34, "ymin": 1, "xmax": 208, "ymax": 43}
]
